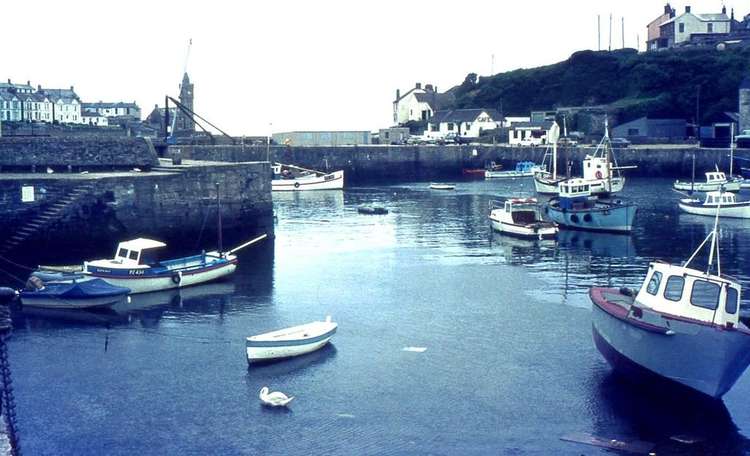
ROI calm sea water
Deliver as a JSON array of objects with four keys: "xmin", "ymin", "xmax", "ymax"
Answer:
[{"xmin": 6, "ymin": 177, "xmax": 750, "ymax": 455}]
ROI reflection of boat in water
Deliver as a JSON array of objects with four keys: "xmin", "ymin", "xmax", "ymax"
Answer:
[
  {"xmin": 557, "ymin": 230, "xmax": 636, "ymax": 258},
  {"xmin": 246, "ymin": 343, "xmax": 337, "ymax": 377},
  {"xmin": 489, "ymin": 231, "xmax": 556, "ymax": 265},
  {"xmin": 587, "ymin": 371, "xmax": 748, "ymax": 454}
]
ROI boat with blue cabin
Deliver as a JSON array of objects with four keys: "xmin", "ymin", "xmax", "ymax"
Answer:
[
  {"xmin": 545, "ymin": 179, "xmax": 636, "ymax": 232},
  {"xmin": 485, "ymin": 161, "xmax": 542, "ymax": 179},
  {"xmin": 590, "ymin": 208, "xmax": 750, "ymax": 399}
]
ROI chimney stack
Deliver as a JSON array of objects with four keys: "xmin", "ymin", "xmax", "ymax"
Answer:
[
  {"xmin": 70, "ymin": 85, "xmax": 74, "ymax": 92},
  {"xmin": 6, "ymin": 78, "xmax": 10, "ymax": 84},
  {"xmin": 37, "ymin": 84, "xmax": 41, "ymax": 91},
  {"xmin": 685, "ymin": 5, "xmax": 691, "ymax": 13},
  {"xmin": 722, "ymin": 5, "xmax": 726, "ymax": 14},
  {"xmin": 416, "ymin": 82, "xmax": 422, "ymax": 89},
  {"xmin": 425, "ymin": 84, "xmax": 434, "ymax": 92},
  {"xmin": 26, "ymin": 80, "xmax": 30, "ymax": 86},
  {"xmin": 664, "ymin": 3, "xmax": 671, "ymax": 15},
  {"xmin": 396, "ymin": 89, "xmax": 400, "ymax": 100}
]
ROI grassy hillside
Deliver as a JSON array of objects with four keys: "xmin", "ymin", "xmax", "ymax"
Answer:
[{"xmin": 450, "ymin": 47, "xmax": 750, "ymax": 126}]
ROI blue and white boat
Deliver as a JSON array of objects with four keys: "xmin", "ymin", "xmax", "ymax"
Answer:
[
  {"xmin": 545, "ymin": 179, "xmax": 636, "ymax": 232},
  {"xmin": 590, "ymin": 207, "xmax": 750, "ymax": 399},
  {"xmin": 485, "ymin": 161, "xmax": 542, "ymax": 179},
  {"xmin": 246, "ymin": 316, "xmax": 337, "ymax": 364},
  {"xmin": 20, "ymin": 278, "xmax": 130, "ymax": 309},
  {"xmin": 81, "ymin": 236, "xmax": 265, "ymax": 294}
]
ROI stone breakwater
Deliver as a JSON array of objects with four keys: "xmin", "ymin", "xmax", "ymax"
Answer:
[
  {"xmin": 0, "ymin": 160, "xmax": 273, "ymax": 258},
  {"xmin": 174, "ymin": 144, "xmax": 749, "ymax": 181}
]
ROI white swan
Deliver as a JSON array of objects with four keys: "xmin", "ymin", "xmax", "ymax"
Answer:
[{"xmin": 259, "ymin": 386, "xmax": 294, "ymax": 407}]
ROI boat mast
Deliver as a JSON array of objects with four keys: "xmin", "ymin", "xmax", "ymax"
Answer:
[
  {"xmin": 730, "ymin": 127, "xmax": 735, "ymax": 177},
  {"xmin": 707, "ymin": 190, "xmax": 721, "ymax": 276},
  {"xmin": 216, "ymin": 182, "xmax": 223, "ymax": 256},
  {"xmin": 604, "ymin": 118, "xmax": 612, "ymax": 193},
  {"xmin": 553, "ymin": 139, "xmax": 558, "ymax": 179},
  {"xmin": 691, "ymin": 152, "xmax": 695, "ymax": 194}
]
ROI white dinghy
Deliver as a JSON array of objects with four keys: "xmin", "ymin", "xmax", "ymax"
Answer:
[{"xmin": 246, "ymin": 316, "xmax": 337, "ymax": 364}]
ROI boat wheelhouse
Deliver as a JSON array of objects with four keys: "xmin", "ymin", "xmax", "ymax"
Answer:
[
  {"xmin": 545, "ymin": 179, "xmax": 636, "ymax": 232},
  {"xmin": 679, "ymin": 191, "xmax": 750, "ymax": 219},
  {"xmin": 590, "ymin": 209, "xmax": 750, "ymax": 398},
  {"xmin": 488, "ymin": 198, "xmax": 558, "ymax": 239},
  {"xmin": 272, "ymin": 163, "xmax": 344, "ymax": 191}
]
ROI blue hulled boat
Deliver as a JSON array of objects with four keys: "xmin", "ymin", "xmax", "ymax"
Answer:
[
  {"xmin": 590, "ymin": 209, "xmax": 750, "ymax": 399},
  {"xmin": 20, "ymin": 278, "xmax": 130, "ymax": 309},
  {"xmin": 545, "ymin": 179, "xmax": 636, "ymax": 233}
]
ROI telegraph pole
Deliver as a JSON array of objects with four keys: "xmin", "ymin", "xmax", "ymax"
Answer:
[
  {"xmin": 609, "ymin": 14, "xmax": 612, "ymax": 51},
  {"xmin": 598, "ymin": 15, "xmax": 601, "ymax": 51},
  {"xmin": 621, "ymin": 17, "xmax": 625, "ymax": 49}
]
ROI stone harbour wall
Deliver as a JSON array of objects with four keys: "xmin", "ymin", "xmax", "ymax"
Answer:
[
  {"xmin": 0, "ymin": 137, "xmax": 160, "ymax": 171},
  {"xmin": 175, "ymin": 144, "xmax": 750, "ymax": 181}
]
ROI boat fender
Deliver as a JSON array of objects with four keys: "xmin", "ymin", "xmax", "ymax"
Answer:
[
  {"xmin": 620, "ymin": 287, "xmax": 634, "ymax": 297},
  {"xmin": 583, "ymin": 213, "xmax": 593, "ymax": 223},
  {"xmin": 171, "ymin": 271, "xmax": 182, "ymax": 285},
  {"xmin": 570, "ymin": 214, "xmax": 579, "ymax": 224},
  {"xmin": 294, "ymin": 182, "xmax": 300, "ymax": 189},
  {"xmin": 595, "ymin": 171, "xmax": 603, "ymax": 179}
]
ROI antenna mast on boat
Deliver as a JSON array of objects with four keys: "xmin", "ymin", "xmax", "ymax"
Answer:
[
  {"xmin": 683, "ymin": 193, "xmax": 722, "ymax": 276},
  {"xmin": 216, "ymin": 182, "xmax": 223, "ymax": 256}
]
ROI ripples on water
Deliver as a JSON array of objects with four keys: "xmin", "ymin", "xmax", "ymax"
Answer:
[{"xmin": 7, "ymin": 177, "xmax": 750, "ymax": 455}]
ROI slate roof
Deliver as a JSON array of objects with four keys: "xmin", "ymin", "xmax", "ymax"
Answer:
[
  {"xmin": 429, "ymin": 108, "xmax": 501, "ymax": 124},
  {"xmin": 83, "ymin": 102, "xmax": 139, "ymax": 109},
  {"xmin": 40, "ymin": 88, "xmax": 80, "ymax": 102},
  {"xmin": 511, "ymin": 120, "xmax": 556, "ymax": 130}
]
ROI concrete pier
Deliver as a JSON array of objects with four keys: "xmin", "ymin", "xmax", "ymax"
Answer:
[{"xmin": 174, "ymin": 143, "xmax": 750, "ymax": 181}]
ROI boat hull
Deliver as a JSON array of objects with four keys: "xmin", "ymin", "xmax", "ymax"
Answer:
[
  {"xmin": 678, "ymin": 200, "xmax": 750, "ymax": 218},
  {"xmin": 246, "ymin": 323, "xmax": 337, "ymax": 363},
  {"xmin": 485, "ymin": 170, "xmax": 536, "ymax": 179},
  {"xmin": 272, "ymin": 170, "xmax": 344, "ymax": 191},
  {"xmin": 546, "ymin": 201, "xmax": 636, "ymax": 232},
  {"xmin": 85, "ymin": 260, "xmax": 237, "ymax": 294},
  {"xmin": 489, "ymin": 215, "xmax": 557, "ymax": 239},
  {"xmin": 20, "ymin": 294, "xmax": 126, "ymax": 309},
  {"xmin": 591, "ymin": 287, "xmax": 750, "ymax": 399}
]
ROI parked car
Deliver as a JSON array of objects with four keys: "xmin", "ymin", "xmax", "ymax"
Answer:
[{"xmin": 610, "ymin": 137, "xmax": 631, "ymax": 147}]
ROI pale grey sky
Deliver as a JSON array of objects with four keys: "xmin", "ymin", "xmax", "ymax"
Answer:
[{"xmin": 2, "ymin": 0, "xmax": 734, "ymax": 135}]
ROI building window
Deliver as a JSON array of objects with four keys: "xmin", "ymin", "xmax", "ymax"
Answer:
[
  {"xmin": 679, "ymin": 23, "xmax": 684, "ymax": 33},
  {"xmin": 708, "ymin": 23, "xmax": 713, "ymax": 33}
]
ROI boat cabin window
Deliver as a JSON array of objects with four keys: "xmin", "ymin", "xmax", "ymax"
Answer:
[
  {"xmin": 128, "ymin": 250, "xmax": 139, "ymax": 261},
  {"xmin": 663, "ymin": 276, "xmax": 684, "ymax": 301},
  {"xmin": 140, "ymin": 249, "xmax": 161, "ymax": 266},
  {"xmin": 117, "ymin": 248, "xmax": 128, "ymax": 258},
  {"xmin": 726, "ymin": 287, "xmax": 738, "ymax": 314},
  {"xmin": 690, "ymin": 280, "xmax": 720, "ymax": 310},
  {"xmin": 646, "ymin": 271, "xmax": 662, "ymax": 295},
  {"xmin": 707, "ymin": 196, "xmax": 714, "ymax": 204}
]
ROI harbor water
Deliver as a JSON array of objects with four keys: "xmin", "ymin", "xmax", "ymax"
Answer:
[{"xmin": 6, "ymin": 177, "xmax": 750, "ymax": 455}]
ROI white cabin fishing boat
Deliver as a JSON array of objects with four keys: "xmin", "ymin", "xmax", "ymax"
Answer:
[
  {"xmin": 488, "ymin": 198, "xmax": 558, "ymax": 239},
  {"xmin": 674, "ymin": 170, "xmax": 741, "ymax": 193},
  {"xmin": 679, "ymin": 191, "xmax": 750, "ymax": 218},
  {"xmin": 535, "ymin": 122, "xmax": 632, "ymax": 195},
  {"xmin": 272, "ymin": 163, "xmax": 344, "ymax": 191},
  {"xmin": 246, "ymin": 316, "xmax": 337, "ymax": 363}
]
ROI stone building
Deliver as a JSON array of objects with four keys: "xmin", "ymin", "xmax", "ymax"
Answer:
[
  {"xmin": 174, "ymin": 72, "xmax": 195, "ymax": 133},
  {"xmin": 646, "ymin": 4, "xmax": 676, "ymax": 50},
  {"xmin": 739, "ymin": 77, "xmax": 750, "ymax": 133},
  {"xmin": 657, "ymin": 5, "xmax": 731, "ymax": 49}
]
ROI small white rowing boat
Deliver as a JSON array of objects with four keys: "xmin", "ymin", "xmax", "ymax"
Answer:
[
  {"xmin": 429, "ymin": 183, "xmax": 455, "ymax": 190},
  {"xmin": 246, "ymin": 316, "xmax": 337, "ymax": 363}
]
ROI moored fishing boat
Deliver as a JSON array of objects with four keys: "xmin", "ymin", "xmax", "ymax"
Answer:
[
  {"xmin": 678, "ymin": 191, "xmax": 750, "ymax": 218},
  {"xmin": 545, "ymin": 179, "xmax": 636, "ymax": 232},
  {"xmin": 674, "ymin": 169, "xmax": 741, "ymax": 193},
  {"xmin": 488, "ymin": 198, "xmax": 557, "ymax": 239},
  {"xmin": 590, "ymin": 205, "xmax": 750, "ymax": 399},
  {"xmin": 485, "ymin": 161, "xmax": 542, "ymax": 179},
  {"xmin": 272, "ymin": 163, "xmax": 344, "ymax": 191},
  {"xmin": 20, "ymin": 278, "xmax": 130, "ymax": 309},
  {"xmin": 246, "ymin": 316, "xmax": 338, "ymax": 364}
]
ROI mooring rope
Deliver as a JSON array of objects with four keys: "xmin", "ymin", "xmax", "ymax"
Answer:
[{"xmin": 0, "ymin": 299, "xmax": 20, "ymax": 455}]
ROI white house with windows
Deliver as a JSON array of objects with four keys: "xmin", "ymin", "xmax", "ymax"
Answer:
[
  {"xmin": 659, "ymin": 6, "xmax": 731, "ymax": 47},
  {"xmin": 82, "ymin": 111, "xmax": 109, "ymax": 126},
  {"xmin": 0, "ymin": 92, "xmax": 21, "ymax": 121},
  {"xmin": 509, "ymin": 120, "xmax": 559, "ymax": 146},
  {"xmin": 424, "ymin": 109, "xmax": 501, "ymax": 139},
  {"xmin": 393, "ymin": 83, "xmax": 441, "ymax": 124}
]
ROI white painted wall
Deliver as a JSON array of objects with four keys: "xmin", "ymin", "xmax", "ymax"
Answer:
[
  {"xmin": 673, "ymin": 13, "xmax": 730, "ymax": 44},
  {"xmin": 394, "ymin": 89, "xmax": 433, "ymax": 124},
  {"xmin": 424, "ymin": 111, "xmax": 499, "ymax": 139}
]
